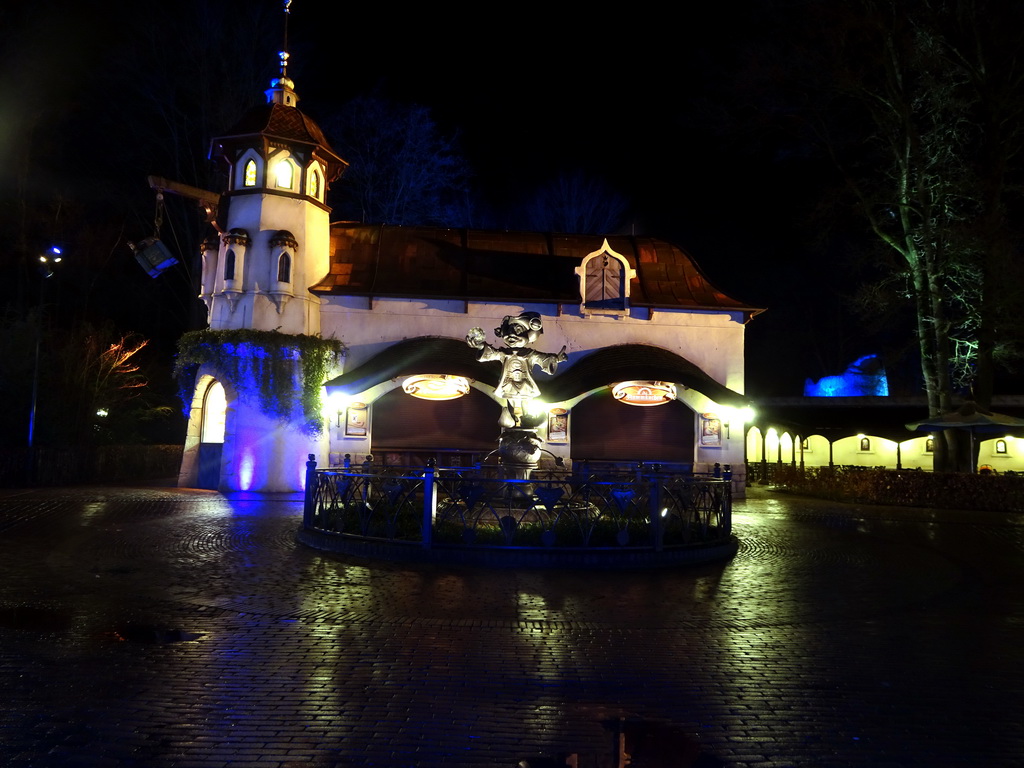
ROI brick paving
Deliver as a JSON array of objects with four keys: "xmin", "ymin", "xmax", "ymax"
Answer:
[{"xmin": 1, "ymin": 483, "xmax": 1022, "ymax": 767}]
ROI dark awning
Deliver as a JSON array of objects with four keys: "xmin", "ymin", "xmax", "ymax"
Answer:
[
  {"xmin": 324, "ymin": 337, "xmax": 498, "ymax": 394},
  {"xmin": 541, "ymin": 344, "xmax": 749, "ymax": 406},
  {"xmin": 325, "ymin": 338, "xmax": 748, "ymax": 408}
]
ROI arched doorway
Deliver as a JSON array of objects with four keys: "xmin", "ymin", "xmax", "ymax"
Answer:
[
  {"xmin": 197, "ymin": 381, "xmax": 226, "ymax": 489},
  {"xmin": 570, "ymin": 389, "xmax": 696, "ymax": 465}
]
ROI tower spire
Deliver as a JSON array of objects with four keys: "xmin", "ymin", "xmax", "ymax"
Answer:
[{"xmin": 265, "ymin": 0, "xmax": 298, "ymax": 107}]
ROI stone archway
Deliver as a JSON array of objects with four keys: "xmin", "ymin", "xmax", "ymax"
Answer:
[{"xmin": 196, "ymin": 381, "xmax": 227, "ymax": 489}]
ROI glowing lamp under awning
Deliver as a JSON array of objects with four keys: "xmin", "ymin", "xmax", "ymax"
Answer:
[
  {"xmin": 402, "ymin": 374, "xmax": 471, "ymax": 401},
  {"xmin": 612, "ymin": 381, "xmax": 677, "ymax": 406}
]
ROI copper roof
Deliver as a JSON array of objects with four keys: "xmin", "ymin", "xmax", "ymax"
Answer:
[
  {"xmin": 209, "ymin": 103, "xmax": 346, "ymax": 176},
  {"xmin": 313, "ymin": 224, "xmax": 762, "ymax": 315},
  {"xmin": 215, "ymin": 103, "xmax": 335, "ymax": 149}
]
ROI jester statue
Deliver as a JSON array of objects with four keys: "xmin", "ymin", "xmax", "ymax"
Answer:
[{"xmin": 467, "ymin": 312, "xmax": 567, "ymax": 480}]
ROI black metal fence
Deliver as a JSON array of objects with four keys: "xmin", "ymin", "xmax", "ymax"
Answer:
[{"xmin": 301, "ymin": 456, "xmax": 733, "ymax": 563}]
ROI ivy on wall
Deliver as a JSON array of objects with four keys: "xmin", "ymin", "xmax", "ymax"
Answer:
[{"xmin": 175, "ymin": 329, "xmax": 346, "ymax": 435}]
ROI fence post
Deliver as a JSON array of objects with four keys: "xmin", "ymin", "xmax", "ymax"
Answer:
[
  {"xmin": 649, "ymin": 474, "xmax": 663, "ymax": 552},
  {"xmin": 359, "ymin": 454, "xmax": 373, "ymax": 507},
  {"xmin": 422, "ymin": 458, "xmax": 436, "ymax": 549},
  {"xmin": 303, "ymin": 454, "xmax": 317, "ymax": 528},
  {"xmin": 722, "ymin": 477, "xmax": 732, "ymax": 536}
]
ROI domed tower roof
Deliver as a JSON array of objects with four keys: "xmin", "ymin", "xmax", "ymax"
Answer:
[{"xmin": 208, "ymin": 41, "xmax": 346, "ymax": 183}]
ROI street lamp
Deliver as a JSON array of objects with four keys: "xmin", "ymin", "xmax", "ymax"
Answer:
[
  {"xmin": 28, "ymin": 247, "xmax": 63, "ymax": 457},
  {"xmin": 37, "ymin": 246, "xmax": 62, "ymax": 278}
]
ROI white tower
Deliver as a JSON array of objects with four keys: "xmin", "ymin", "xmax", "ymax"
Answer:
[
  {"xmin": 201, "ymin": 50, "xmax": 346, "ymax": 335},
  {"xmin": 179, "ymin": 18, "xmax": 346, "ymax": 493}
]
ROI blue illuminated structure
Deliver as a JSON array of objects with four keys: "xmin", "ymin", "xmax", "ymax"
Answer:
[{"xmin": 804, "ymin": 355, "xmax": 889, "ymax": 397}]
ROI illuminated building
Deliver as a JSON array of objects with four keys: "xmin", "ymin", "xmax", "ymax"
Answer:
[{"xmin": 177, "ymin": 51, "xmax": 761, "ymax": 493}]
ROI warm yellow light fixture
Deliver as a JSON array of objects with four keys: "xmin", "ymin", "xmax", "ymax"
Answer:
[
  {"xmin": 402, "ymin": 374, "xmax": 471, "ymax": 401},
  {"xmin": 611, "ymin": 380, "xmax": 676, "ymax": 406}
]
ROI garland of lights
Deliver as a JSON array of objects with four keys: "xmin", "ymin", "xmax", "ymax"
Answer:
[{"xmin": 175, "ymin": 329, "xmax": 345, "ymax": 435}]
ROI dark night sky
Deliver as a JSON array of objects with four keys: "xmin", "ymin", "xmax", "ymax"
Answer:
[
  {"xmin": 0, "ymin": 0, "xmax": 872, "ymax": 398},
  {"xmin": 286, "ymin": 1, "xmax": 846, "ymax": 395},
  {"xmin": 286, "ymin": 2, "xmax": 810, "ymax": 301}
]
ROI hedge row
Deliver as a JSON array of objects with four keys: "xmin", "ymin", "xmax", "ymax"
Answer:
[
  {"xmin": 0, "ymin": 445, "xmax": 183, "ymax": 487},
  {"xmin": 770, "ymin": 465, "xmax": 1024, "ymax": 513}
]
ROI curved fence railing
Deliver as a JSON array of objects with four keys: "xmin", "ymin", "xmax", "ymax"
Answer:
[{"xmin": 299, "ymin": 456, "xmax": 735, "ymax": 567}]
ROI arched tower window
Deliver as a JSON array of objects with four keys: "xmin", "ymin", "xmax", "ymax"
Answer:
[
  {"xmin": 244, "ymin": 159, "xmax": 257, "ymax": 187},
  {"xmin": 309, "ymin": 169, "xmax": 320, "ymax": 199},
  {"xmin": 221, "ymin": 229, "xmax": 249, "ymax": 287},
  {"xmin": 269, "ymin": 230, "xmax": 298, "ymax": 293},
  {"xmin": 277, "ymin": 252, "xmax": 292, "ymax": 283},
  {"xmin": 274, "ymin": 159, "xmax": 295, "ymax": 189}
]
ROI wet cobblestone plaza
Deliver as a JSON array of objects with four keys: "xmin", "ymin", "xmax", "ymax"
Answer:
[{"xmin": 1, "ymin": 484, "xmax": 1022, "ymax": 767}]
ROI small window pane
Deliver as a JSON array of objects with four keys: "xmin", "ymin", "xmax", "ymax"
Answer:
[
  {"xmin": 275, "ymin": 161, "xmax": 293, "ymax": 189},
  {"xmin": 244, "ymin": 160, "xmax": 257, "ymax": 187}
]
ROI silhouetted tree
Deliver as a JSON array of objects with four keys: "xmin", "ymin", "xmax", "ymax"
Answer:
[
  {"xmin": 0, "ymin": 315, "xmax": 173, "ymax": 447},
  {"xmin": 322, "ymin": 93, "xmax": 471, "ymax": 226},
  {"xmin": 818, "ymin": 1, "xmax": 1024, "ymax": 469},
  {"xmin": 735, "ymin": 0, "xmax": 1024, "ymax": 468},
  {"xmin": 514, "ymin": 169, "xmax": 629, "ymax": 234}
]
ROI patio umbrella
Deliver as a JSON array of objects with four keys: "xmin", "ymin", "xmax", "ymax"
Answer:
[{"xmin": 905, "ymin": 401, "xmax": 1024, "ymax": 472}]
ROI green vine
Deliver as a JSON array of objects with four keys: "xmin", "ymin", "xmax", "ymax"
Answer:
[{"xmin": 175, "ymin": 329, "xmax": 346, "ymax": 435}]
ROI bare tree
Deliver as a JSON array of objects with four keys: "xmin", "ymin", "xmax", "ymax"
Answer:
[
  {"xmin": 322, "ymin": 93, "xmax": 471, "ymax": 227},
  {"xmin": 791, "ymin": 0, "xmax": 1024, "ymax": 470},
  {"xmin": 515, "ymin": 169, "xmax": 629, "ymax": 235}
]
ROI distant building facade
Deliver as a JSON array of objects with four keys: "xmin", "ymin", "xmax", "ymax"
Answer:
[{"xmin": 747, "ymin": 396, "xmax": 1024, "ymax": 474}]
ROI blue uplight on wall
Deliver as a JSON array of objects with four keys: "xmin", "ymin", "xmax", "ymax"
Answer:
[{"xmin": 804, "ymin": 355, "xmax": 889, "ymax": 397}]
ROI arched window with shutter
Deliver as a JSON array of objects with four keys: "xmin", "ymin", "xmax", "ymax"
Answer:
[
  {"xmin": 575, "ymin": 239, "xmax": 636, "ymax": 315},
  {"xmin": 277, "ymin": 251, "xmax": 291, "ymax": 283}
]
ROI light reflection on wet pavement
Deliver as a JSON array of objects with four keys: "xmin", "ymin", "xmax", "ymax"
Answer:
[{"xmin": 1, "ymin": 484, "xmax": 1022, "ymax": 767}]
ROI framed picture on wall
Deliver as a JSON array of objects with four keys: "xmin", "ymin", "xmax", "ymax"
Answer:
[
  {"xmin": 700, "ymin": 416, "xmax": 722, "ymax": 447},
  {"xmin": 344, "ymin": 403, "xmax": 368, "ymax": 437},
  {"xmin": 547, "ymin": 409, "xmax": 568, "ymax": 443}
]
